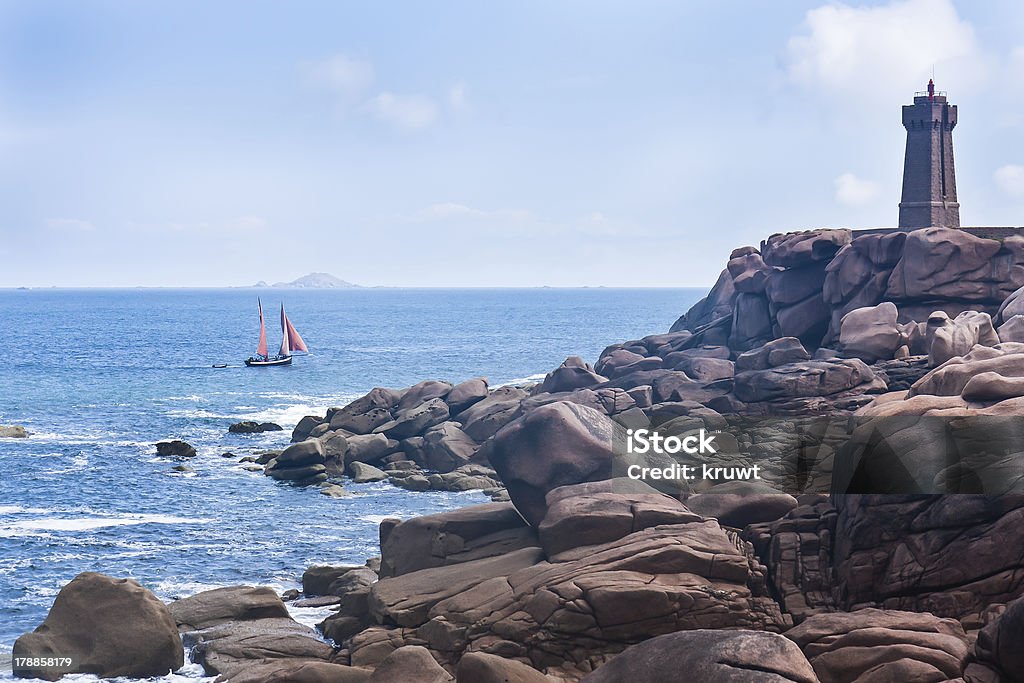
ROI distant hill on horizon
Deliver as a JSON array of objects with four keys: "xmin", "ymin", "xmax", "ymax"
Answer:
[{"xmin": 252, "ymin": 272, "xmax": 361, "ymax": 289}]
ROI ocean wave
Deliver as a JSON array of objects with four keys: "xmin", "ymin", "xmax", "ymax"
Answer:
[
  {"xmin": 358, "ymin": 514, "xmax": 406, "ymax": 525},
  {"xmin": 0, "ymin": 660, "xmax": 216, "ymax": 682},
  {"xmin": 165, "ymin": 409, "xmax": 233, "ymax": 420},
  {"xmin": 288, "ymin": 603, "xmax": 339, "ymax": 631},
  {"xmin": 493, "ymin": 372, "xmax": 546, "ymax": 387},
  {"xmin": 238, "ymin": 404, "xmax": 330, "ymax": 426},
  {"xmin": 0, "ymin": 514, "xmax": 212, "ymax": 535},
  {"xmin": 40, "ymin": 454, "xmax": 89, "ymax": 475},
  {"xmin": 152, "ymin": 579, "xmax": 231, "ymax": 601},
  {"xmin": 0, "ymin": 505, "xmax": 52, "ymax": 515}
]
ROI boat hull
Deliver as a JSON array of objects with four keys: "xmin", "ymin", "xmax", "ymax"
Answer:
[{"xmin": 245, "ymin": 356, "xmax": 292, "ymax": 367}]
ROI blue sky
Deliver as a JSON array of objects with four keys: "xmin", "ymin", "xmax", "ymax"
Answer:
[{"xmin": 1, "ymin": 0, "xmax": 1022, "ymax": 287}]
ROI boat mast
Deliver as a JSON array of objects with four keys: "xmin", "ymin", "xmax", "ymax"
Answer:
[{"xmin": 279, "ymin": 304, "xmax": 290, "ymax": 357}]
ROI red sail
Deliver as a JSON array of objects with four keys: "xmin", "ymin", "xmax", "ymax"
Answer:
[
  {"xmin": 284, "ymin": 310, "xmax": 308, "ymax": 352},
  {"xmin": 256, "ymin": 298, "xmax": 268, "ymax": 358}
]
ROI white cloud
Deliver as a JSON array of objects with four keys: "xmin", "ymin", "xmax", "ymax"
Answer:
[
  {"xmin": 306, "ymin": 54, "xmax": 374, "ymax": 96},
  {"xmin": 785, "ymin": 0, "xmax": 987, "ymax": 103},
  {"xmin": 366, "ymin": 92, "xmax": 440, "ymax": 130},
  {"xmin": 448, "ymin": 82, "xmax": 468, "ymax": 110},
  {"xmin": 418, "ymin": 202, "xmax": 484, "ymax": 219},
  {"xmin": 415, "ymin": 202, "xmax": 532, "ymax": 222},
  {"xmin": 45, "ymin": 218, "xmax": 95, "ymax": 232},
  {"xmin": 995, "ymin": 164, "xmax": 1024, "ymax": 197},
  {"xmin": 834, "ymin": 172, "xmax": 880, "ymax": 206}
]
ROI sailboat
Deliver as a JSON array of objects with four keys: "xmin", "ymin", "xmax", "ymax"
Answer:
[{"xmin": 245, "ymin": 298, "xmax": 308, "ymax": 367}]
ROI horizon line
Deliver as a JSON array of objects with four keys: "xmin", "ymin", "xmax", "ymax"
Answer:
[{"xmin": 0, "ymin": 284, "xmax": 711, "ymax": 291}]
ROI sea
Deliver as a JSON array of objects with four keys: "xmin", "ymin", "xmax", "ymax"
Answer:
[{"xmin": 0, "ymin": 287, "xmax": 704, "ymax": 682}]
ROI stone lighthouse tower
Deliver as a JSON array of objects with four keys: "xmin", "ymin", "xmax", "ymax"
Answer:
[{"xmin": 898, "ymin": 79, "xmax": 960, "ymax": 229}]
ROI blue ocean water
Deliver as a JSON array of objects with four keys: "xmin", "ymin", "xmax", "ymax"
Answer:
[{"xmin": 0, "ymin": 287, "xmax": 703, "ymax": 680}]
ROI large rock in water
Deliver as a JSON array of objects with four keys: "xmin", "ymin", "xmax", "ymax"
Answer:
[
  {"xmin": 169, "ymin": 585, "xmax": 289, "ymax": 630},
  {"xmin": 228, "ymin": 420, "xmax": 283, "ymax": 434},
  {"xmin": 275, "ymin": 439, "xmax": 326, "ymax": 467},
  {"xmin": 156, "ymin": 440, "xmax": 197, "ymax": 457},
  {"xmin": 482, "ymin": 401, "xmax": 618, "ymax": 526},
  {"xmin": 784, "ymin": 609, "xmax": 969, "ymax": 683},
  {"xmin": 0, "ymin": 425, "xmax": 28, "ymax": 438},
  {"xmin": 12, "ymin": 572, "xmax": 184, "ymax": 681},
  {"xmin": 581, "ymin": 629, "xmax": 818, "ymax": 683},
  {"xmin": 171, "ymin": 586, "xmax": 335, "ymax": 680}
]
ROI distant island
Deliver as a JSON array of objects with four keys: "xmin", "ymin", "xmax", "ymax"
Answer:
[{"xmin": 252, "ymin": 272, "xmax": 361, "ymax": 289}]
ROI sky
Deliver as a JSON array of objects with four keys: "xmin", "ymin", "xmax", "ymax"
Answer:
[{"xmin": 1, "ymin": 0, "xmax": 1023, "ymax": 287}]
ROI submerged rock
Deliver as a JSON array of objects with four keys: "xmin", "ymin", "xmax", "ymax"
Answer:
[
  {"xmin": 228, "ymin": 420, "xmax": 283, "ymax": 434},
  {"xmin": 13, "ymin": 572, "xmax": 183, "ymax": 681},
  {"xmin": 156, "ymin": 439, "xmax": 197, "ymax": 457},
  {"xmin": 0, "ymin": 425, "xmax": 28, "ymax": 438}
]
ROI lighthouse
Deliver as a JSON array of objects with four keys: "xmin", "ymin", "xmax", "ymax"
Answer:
[{"xmin": 898, "ymin": 79, "xmax": 960, "ymax": 229}]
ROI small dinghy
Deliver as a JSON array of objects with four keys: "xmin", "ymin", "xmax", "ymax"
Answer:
[{"xmin": 245, "ymin": 298, "xmax": 308, "ymax": 367}]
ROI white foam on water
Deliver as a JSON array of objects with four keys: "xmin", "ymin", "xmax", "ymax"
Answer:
[
  {"xmin": 40, "ymin": 454, "xmax": 89, "ymax": 475},
  {"xmin": 240, "ymin": 403, "xmax": 327, "ymax": 426},
  {"xmin": 0, "ymin": 505, "xmax": 52, "ymax": 515},
  {"xmin": 359, "ymin": 514, "xmax": 408, "ymax": 525},
  {"xmin": 0, "ymin": 660, "xmax": 217, "ymax": 682},
  {"xmin": 493, "ymin": 372, "xmax": 546, "ymax": 387},
  {"xmin": 288, "ymin": 603, "xmax": 339, "ymax": 631},
  {"xmin": 165, "ymin": 408, "xmax": 232, "ymax": 420},
  {"xmin": 152, "ymin": 579, "xmax": 230, "ymax": 601},
  {"xmin": 0, "ymin": 513, "xmax": 211, "ymax": 534}
]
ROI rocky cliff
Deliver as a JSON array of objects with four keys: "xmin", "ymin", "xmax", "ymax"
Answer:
[{"xmin": 16, "ymin": 226, "xmax": 1024, "ymax": 682}]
